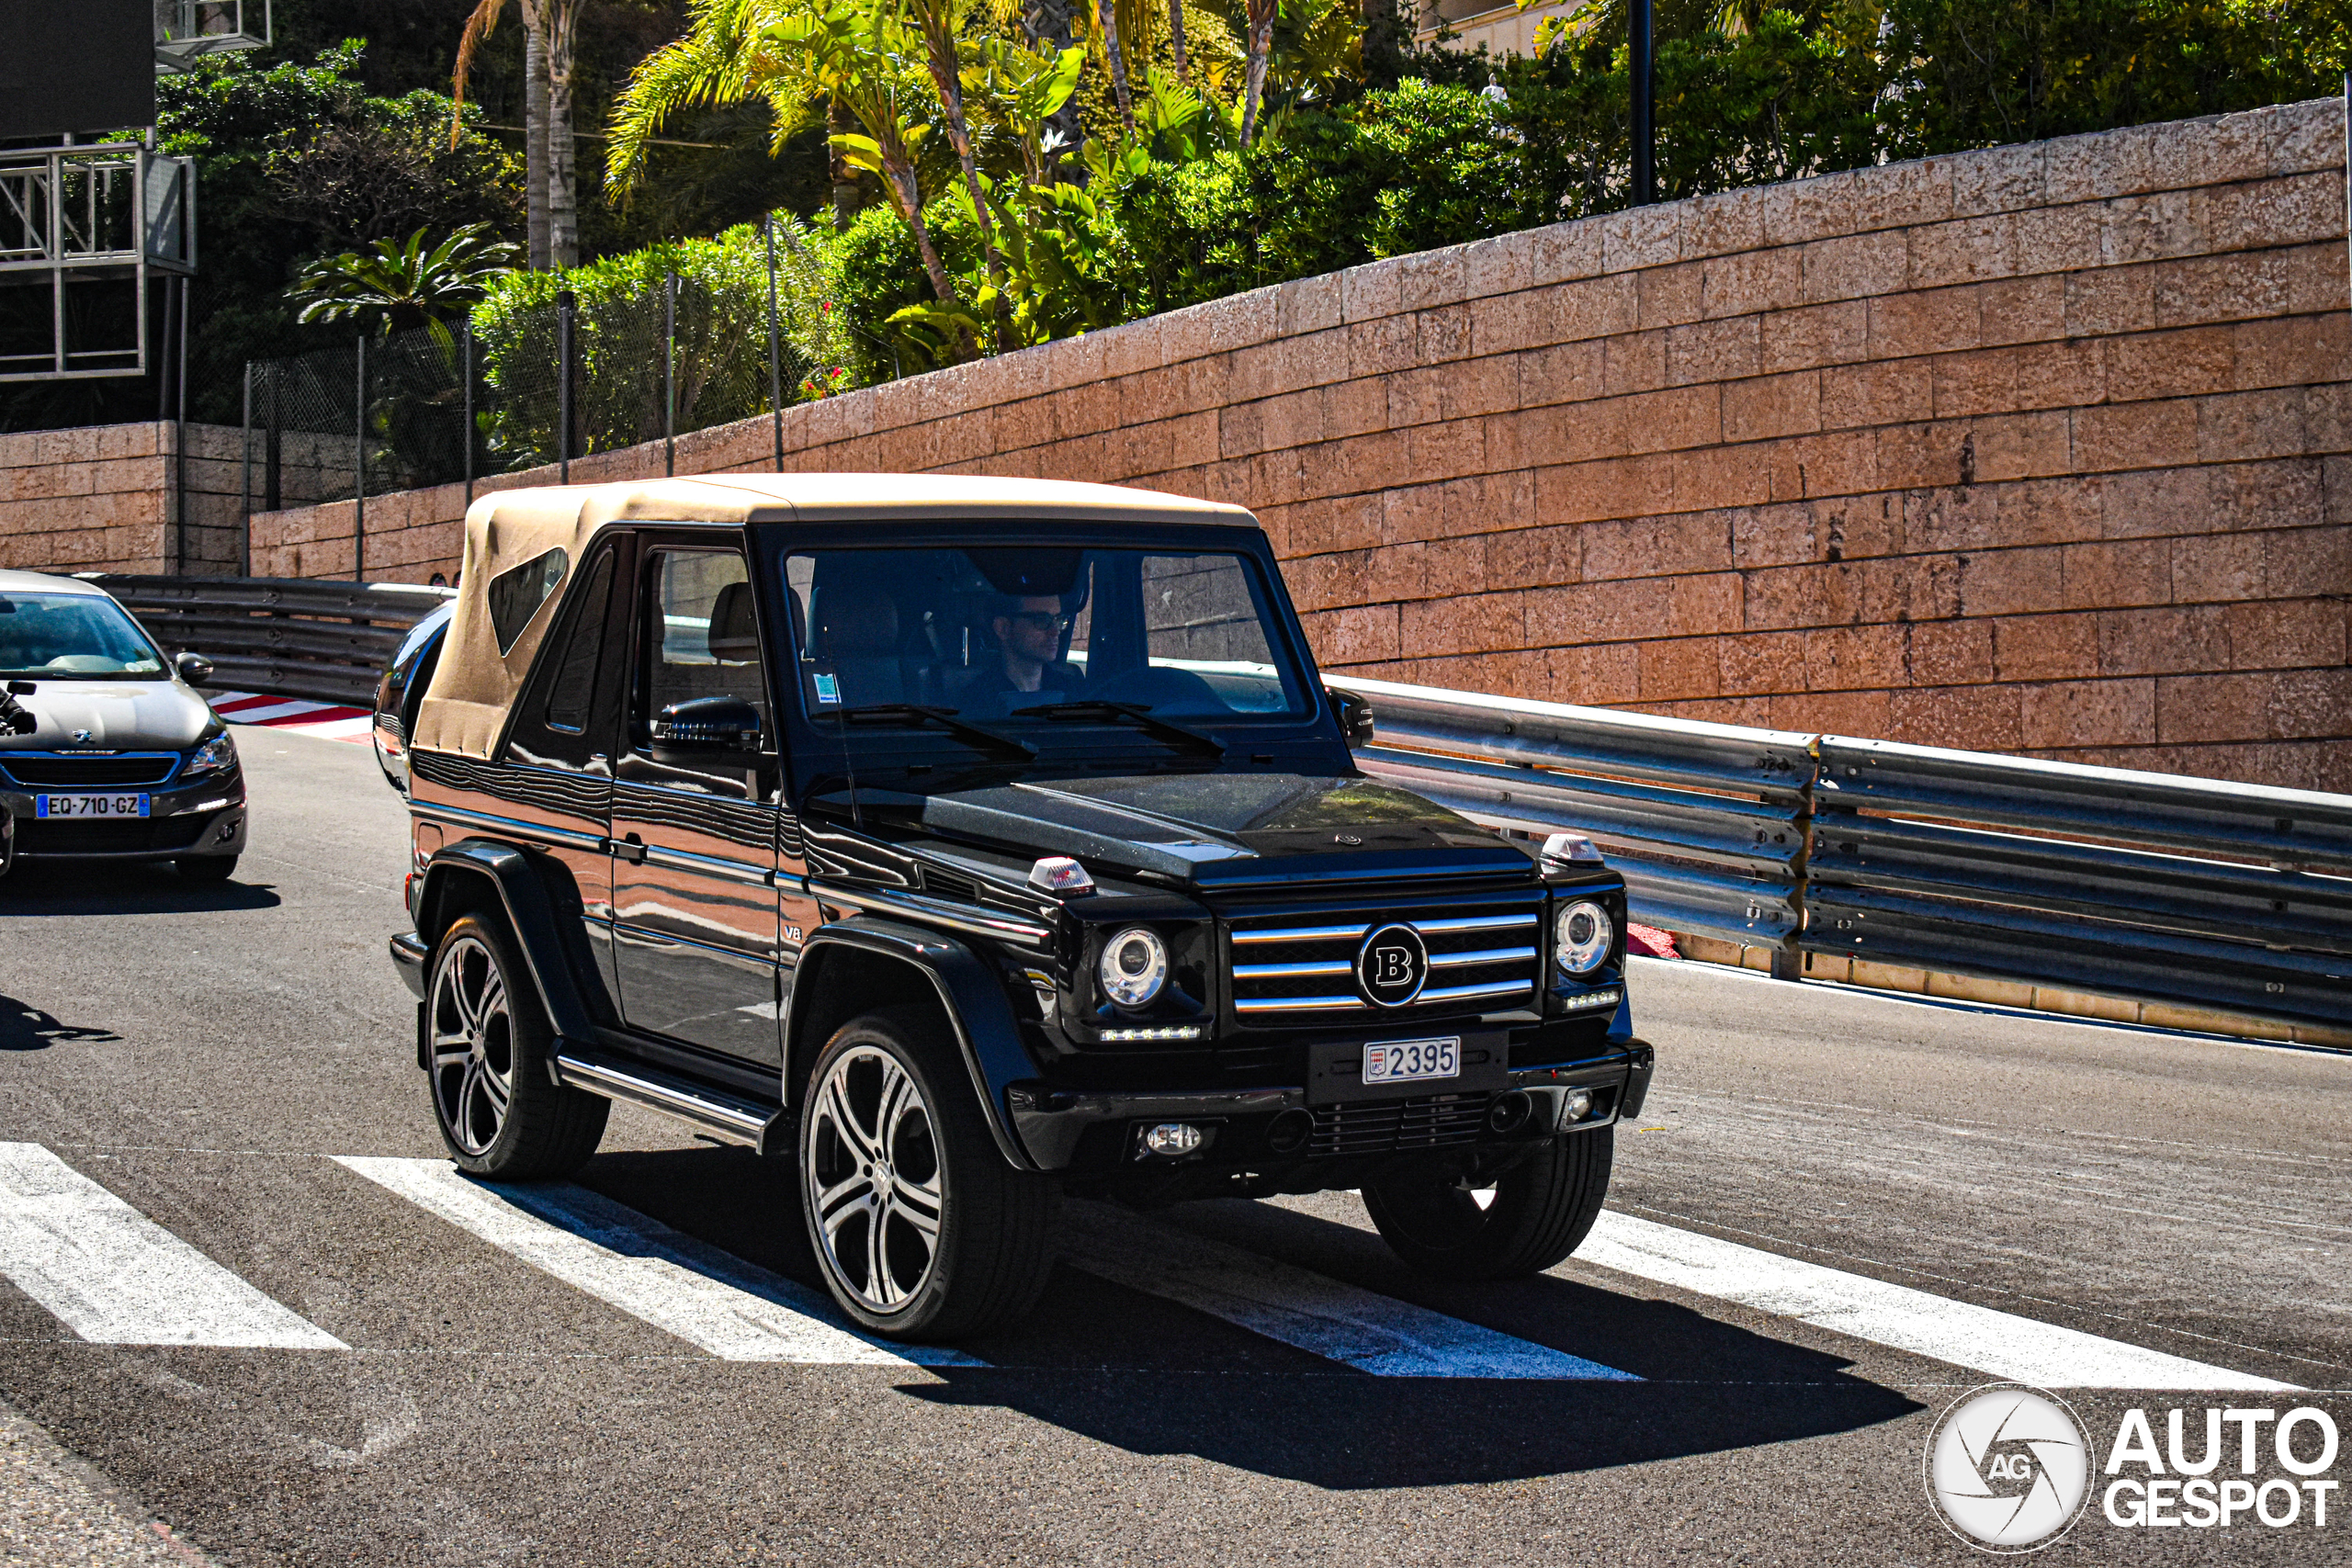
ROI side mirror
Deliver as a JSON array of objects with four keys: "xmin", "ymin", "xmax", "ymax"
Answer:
[
  {"xmin": 1327, "ymin": 686, "xmax": 1374, "ymax": 748},
  {"xmin": 175, "ymin": 650, "xmax": 215, "ymax": 686},
  {"xmin": 650, "ymin": 694, "xmax": 763, "ymax": 759}
]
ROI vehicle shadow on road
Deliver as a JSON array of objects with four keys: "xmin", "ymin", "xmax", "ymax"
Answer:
[
  {"xmin": 0, "ymin": 863, "xmax": 278, "ymax": 915},
  {"xmin": 579, "ymin": 1146, "xmax": 1924, "ymax": 1486},
  {"xmin": 0, "ymin": 996, "xmax": 121, "ymax": 1051}
]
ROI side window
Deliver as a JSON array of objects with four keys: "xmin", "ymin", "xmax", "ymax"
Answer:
[
  {"xmin": 639, "ymin": 549, "xmax": 766, "ymax": 742},
  {"xmin": 543, "ymin": 550, "xmax": 616, "ymax": 732},
  {"xmin": 488, "ymin": 548, "xmax": 569, "ymax": 654},
  {"xmin": 1139, "ymin": 554, "xmax": 1303, "ymax": 715}
]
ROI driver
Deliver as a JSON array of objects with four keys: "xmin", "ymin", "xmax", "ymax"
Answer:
[{"xmin": 954, "ymin": 595, "xmax": 1084, "ymax": 714}]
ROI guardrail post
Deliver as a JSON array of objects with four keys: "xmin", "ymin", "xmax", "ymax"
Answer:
[{"xmin": 1773, "ymin": 739, "xmax": 1822, "ymax": 980}]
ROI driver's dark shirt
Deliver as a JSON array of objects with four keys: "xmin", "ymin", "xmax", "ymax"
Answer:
[{"xmin": 948, "ymin": 660, "xmax": 1086, "ymax": 717}]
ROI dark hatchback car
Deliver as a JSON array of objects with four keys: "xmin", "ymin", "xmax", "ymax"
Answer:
[
  {"xmin": 385, "ymin": 476, "xmax": 1650, "ymax": 1340},
  {"xmin": 0, "ymin": 569, "xmax": 244, "ymax": 880}
]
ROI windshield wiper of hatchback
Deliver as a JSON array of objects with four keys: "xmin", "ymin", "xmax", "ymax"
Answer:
[
  {"xmin": 820, "ymin": 703, "xmax": 1035, "ymax": 761},
  {"xmin": 1010, "ymin": 700, "xmax": 1225, "ymax": 757}
]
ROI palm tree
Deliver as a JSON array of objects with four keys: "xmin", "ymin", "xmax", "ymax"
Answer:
[
  {"xmin": 288, "ymin": 225, "xmax": 523, "ymax": 353},
  {"xmin": 1240, "ymin": 0, "xmax": 1275, "ymax": 145},
  {"xmin": 455, "ymin": 0, "xmax": 587, "ymax": 268}
]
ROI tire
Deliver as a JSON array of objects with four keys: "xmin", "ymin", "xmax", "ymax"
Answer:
[
  {"xmin": 799, "ymin": 1006, "xmax": 1057, "ymax": 1341},
  {"xmin": 175, "ymin": 854, "xmax": 237, "ymax": 882},
  {"xmin": 1363, "ymin": 1127, "xmax": 1614, "ymax": 1281},
  {"xmin": 424, "ymin": 911, "xmax": 607, "ymax": 1179}
]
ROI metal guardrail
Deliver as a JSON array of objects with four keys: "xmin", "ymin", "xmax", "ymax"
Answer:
[
  {"xmin": 86, "ymin": 575, "xmax": 451, "ymax": 706},
  {"xmin": 1329, "ymin": 674, "xmax": 2352, "ymax": 1032}
]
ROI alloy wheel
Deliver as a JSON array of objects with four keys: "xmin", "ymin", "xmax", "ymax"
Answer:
[
  {"xmin": 805, "ymin": 1045, "xmax": 945, "ymax": 1314},
  {"xmin": 429, "ymin": 932, "xmax": 514, "ymax": 1157}
]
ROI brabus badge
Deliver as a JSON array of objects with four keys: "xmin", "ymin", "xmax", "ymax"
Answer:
[{"xmin": 72, "ymin": 728, "xmax": 92, "ymax": 743}]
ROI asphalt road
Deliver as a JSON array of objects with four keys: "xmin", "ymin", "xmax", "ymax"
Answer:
[{"xmin": 0, "ymin": 733, "xmax": 2344, "ymax": 1566}]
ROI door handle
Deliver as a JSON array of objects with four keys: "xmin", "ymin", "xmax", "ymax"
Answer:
[{"xmin": 611, "ymin": 833, "xmax": 648, "ymax": 864}]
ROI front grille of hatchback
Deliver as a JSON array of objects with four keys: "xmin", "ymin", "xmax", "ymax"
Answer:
[
  {"xmin": 1227, "ymin": 903, "xmax": 1542, "ymax": 1024},
  {"xmin": 0, "ymin": 752, "xmax": 180, "ymax": 788}
]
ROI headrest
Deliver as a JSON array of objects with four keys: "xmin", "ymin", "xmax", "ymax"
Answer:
[
  {"xmin": 820, "ymin": 583, "xmax": 899, "ymax": 659},
  {"xmin": 707, "ymin": 581, "xmax": 759, "ymax": 663}
]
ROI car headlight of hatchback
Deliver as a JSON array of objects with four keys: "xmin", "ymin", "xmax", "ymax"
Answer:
[
  {"xmin": 1098, "ymin": 926, "xmax": 1169, "ymax": 1010},
  {"xmin": 183, "ymin": 731, "xmax": 238, "ymax": 779},
  {"xmin": 1554, "ymin": 899, "xmax": 1613, "ymax": 976}
]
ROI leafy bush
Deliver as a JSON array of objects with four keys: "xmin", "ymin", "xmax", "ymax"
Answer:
[{"xmin": 469, "ymin": 217, "xmax": 853, "ymax": 471}]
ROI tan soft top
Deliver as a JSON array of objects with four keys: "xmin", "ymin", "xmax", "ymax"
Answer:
[{"xmin": 413, "ymin": 473, "xmax": 1258, "ymax": 758}]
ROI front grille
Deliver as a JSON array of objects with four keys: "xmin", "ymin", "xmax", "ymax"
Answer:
[
  {"xmin": 1228, "ymin": 903, "xmax": 1542, "ymax": 1023},
  {"xmin": 17, "ymin": 813, "xmax": 212, "ymax": 854},
  {"xmin": 1309, "ymin": 1092, "xmax": 1497, "ymax": 1157},
  {"xmin": 0, "ymin": 752, "xmax": 180, "ymax": 787}
]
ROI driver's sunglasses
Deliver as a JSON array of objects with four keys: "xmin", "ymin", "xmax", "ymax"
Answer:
[{"xmin": 1012, "ymin": 611, "xmax": 1074, "ymax": 631}]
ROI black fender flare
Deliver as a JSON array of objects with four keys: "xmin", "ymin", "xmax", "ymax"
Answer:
[
  {"xmin": 786, "ymin": 917, "xmax": 1040, "ymax": 1171},
  {"xmin": 413, "ymin": 840, "xmax": 599, "ymax": 1050}
]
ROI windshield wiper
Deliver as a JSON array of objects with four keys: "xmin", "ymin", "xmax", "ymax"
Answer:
[
  {"xmin": 1010, "ymin": 700, "xmax": 1225, "ymax": 757},
  {"xmin": 820, "ymin": 704, "xmax": 1035, "ymax": 761}
]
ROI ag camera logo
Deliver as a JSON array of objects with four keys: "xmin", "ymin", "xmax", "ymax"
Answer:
[{"xmin": 1923, "ymin": 1384, "xmax": 2093, "ymax": 1551}]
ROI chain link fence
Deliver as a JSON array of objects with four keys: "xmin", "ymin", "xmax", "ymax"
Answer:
[{"xmin": 240, "ymin": 220, "xmax": 845, "ymax": 533}]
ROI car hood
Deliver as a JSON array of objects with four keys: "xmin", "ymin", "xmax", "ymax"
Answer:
[
  {"xmin": 909, "ymin": 771, "xmax": 1537, "ymax": 888},
  {"xmin": 0, "ymin": 681, "xmax": 213, "ymax": 752}
]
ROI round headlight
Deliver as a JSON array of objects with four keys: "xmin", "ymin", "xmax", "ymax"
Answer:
[
  {"xmin": 1555, "ymin": 899, "xmax": 1612, "ymax": 976},
  {"xmin": 1098, "ymin": 926, "xmax": 1168, "ymax": 1010}
]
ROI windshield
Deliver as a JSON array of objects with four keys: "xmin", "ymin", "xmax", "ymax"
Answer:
[
  {"xmin": 780, "ymin": 546, "xmax": 1310, "ymax": 730},
  {"xmin": 0, "ymin": 592, "xmax": 167, "ymax": 679}
]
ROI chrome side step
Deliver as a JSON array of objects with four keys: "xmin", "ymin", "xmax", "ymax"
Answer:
[{"xmin": 552, "ymin": 1049, "xmax": 782, "ymax": 1152}]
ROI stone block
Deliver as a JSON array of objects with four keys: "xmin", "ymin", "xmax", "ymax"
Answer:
[
  {"xmin": 1637, "ymin": 262, "xmax": 1704, "ymax": 330},
  {"xmin": 1516, "ymin": 341, "xmax": 1606, "ymax": 408},
  {"xmin": 1533, "ymin": 451, "xmax": 1677, "ymax": 527},
  {"xmin": 2103, "ymin": 325, "xmax": 2236, "ymax": 404},
  {"xmin": 1676, "ymin": 442, "xmax": 1775, "ymax": 512},
  {"xmin": 2267, "ymin": 96, "xmax": 2347, "ymax": 176},
  {"xmin": 1600, "ymin": 203, "xmax": 1681, "ymax": 271},
  {"xmin": 1418, "ymin": 304, "xmax": 1474, "ymax": 365},
  {"xmin": 1770, "ymin": 429, "xmax": 1879, "ymax": 501},
  {"xmin": 1723, "ymin": 371, "xmax": 1822, "ymax": 444},
  {"xmin": 1991, "ymin": 612, "xmax": 2100, "ymax": 679},
  {"xmin": 1796, "ymin": 230, "xmax": 1906, "ymax": 306},
  {"xmin": 2268, "ymin": 666, "xmax": 2352, "ymax": 738},
  {"xmin": 2206, "ymin": 172, "xmax": 2348, "ymax": 254},
  {"xmin": 1637, "ymin": 635, "xmax": 1723, "ymax": 700},
  {"xmin": 1341, "ymin": 256, "xmax": 1407, "ymax": 323},
  {"xmin": 2064, "ymin": 265, "xmax": 2156, "ymax": 336},
  {"xmin": 2104, "ymin": 604, "xmax": 2238, "ymax": 676},
  {"xmin": 1819, "ymin": 360, "xmax": 1932, "ymax": 431},
  {"xmin": 1398, "ymin": 249, "xmax": 1466, "ymax": 313},
  {"xmin": 2060, "ymin": 537, "xmax": 2169, "ymax": 609},
  {"xmin": 1600, "ymin": 330, "xmax": 1667, "ymax": 396},
  {"xmin": 1909, "ymin": 618, "xmax": 1995, "ymax": 684},
  {"xmin": 1544, "ymin": 639, "xmax": 1642, "ymax": 703},
  {"xmin": 1346, "ymin": 314, "xmax": 1420, "ymax": 379},
  {"xmin": 2148, "ymin": 107, "xmax": 2279, "ymax": 191},
  {"xmin": 1400, "ymin": 591, "xmax": 1525, "ymax": 657},
  {"xmin": 2231, "ymin": 312, "xmax": 2352, "ymax": 393},
  {"xmin": 2043, "ymin": 123, "xmax": 2158, "ymax": 204},
  {"xmin": 1469, "ymin": 289, "xmax": 1558, "ymax": 357},
  {"xmin": 2263, "ymin": 525, "xmax": 2352, "ymax": 599},
  {"xmin": 1804, "ymin": 623, "xmax": 1907, "ymax": 690},
  {"xmin": 1907, "ymin": 214, "xmax": 2017, "ymax": 290},
  {"xmin": 1699, "ymin": 246, "xmax": 1802, "ymax": 321},
  {"xmin": 1951, "ymin": 141, "xmax": 2048, "ymax": 217},
  {"xmin": 1769, "ymin": 686, "xmax": 1893, "ymax": 736},
  {"xmin": 1759, "ymin": 168, "xmax": 1857, "ymax": 248},
  {"xmin": 2222, "ymin": 597, "xmax": 2346, "ymax": 670},
  {"xmin": 2149, "ymin": 251, "xmax": 2294, "ymax": 328},
  {"xmin": 1869, "ymin": 286, "xmax": 1981, "ymax": 360},
  {"xmin": 2013, "ymin": 202, "xmax": 2103, "ymax": 275},
  {"xmin": 2154, "ymin": 671, "xmax": 2271, "ymax": 743},
  {"xmin": 1461, "ymin": 231, "xmax": 1537, "ymax": 300},
  {"xmin": 1528, "ymin": 220, "xmax": 1604, "ymax": 287},
  {"xmin": 2196, "ymin": 388, "xmax": 2310, "ymax": 463},
  {"xmin": 1717, "ymin": 628, "xmax": 1805, "ymax": 693},
  {"xmin": 1889, "ymin": 681, "xmax": 2023, "ymax": 748},
  {"xmin": 1579, "ymin": 509, "xmax": 1733, "ymax": 581},
  {"xmin": 1682, "ymin": 186, "xmax": 1770, "ymax": 259},
  {"xmin": 1850, "ymin": 156, "xmax": 1959, "ymax": 232},
  {"xmin": 2072, "ymin": 399, "xmax": 2199, "ymax": 473},
  {"xmin": 1975, "ymin": 276, "xmax": 2069, "ymax": 346},
  {"xmin": 1960, "ymin": 545, "xmax": 2064, "ymax": 616},
  {"xmin": 1760, "ymin": 300, "xmax": 1870, "ymax": 374},
  {"xmin": 1484, "ymin": 515, "xmax": 1577, "ymax": 587},
  {"xmin": 1665, "ymin": 317, "xmax": 1760, "ymax": 386},
  {"xmin": 1303, "ymin": 603, "xmax": 1401, "ymax": 663}
]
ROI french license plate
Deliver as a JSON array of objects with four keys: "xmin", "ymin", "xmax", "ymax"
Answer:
[
  {"xmin": 35, "ymin": 794, "xmax": 150, "ymax": 818},
  {"xmin": 1363, "ymin": 1036, "xmax": 1460, "ymax": 1087}
]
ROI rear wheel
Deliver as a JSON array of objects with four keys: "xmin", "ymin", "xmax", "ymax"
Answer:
[
  {"xmin": 425, "ymin": 912, "xmax": 607, "ymax": 1179},
  {"xmin": 799, "ymin": 1006, "xmax": 1057, "ymax": 1340},
  {"xmin": 1363, "ymin": 1128, "xmax": 1614, "ymax": 1280},
  {"xmin": 175, "ymin": 854, "xmax": 237, "ymax": 882}
]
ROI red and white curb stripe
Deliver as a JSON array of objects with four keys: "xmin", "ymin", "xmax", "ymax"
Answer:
[{"xmin": 208, "ymin": 692, "xmax": 374, "ymax": 744}]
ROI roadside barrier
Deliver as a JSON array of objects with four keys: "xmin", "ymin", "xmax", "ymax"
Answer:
[
  {"xmin": 86, "ymin": 575, "xmax": 451, "ymax": 708},
  {"xmin": 81, "ymin": 578, "xmax": 2346, "ymax": 1032},
  {"xmin": 1328, "ymin": 674, "xmax": 2352, "ymax": 1034}
]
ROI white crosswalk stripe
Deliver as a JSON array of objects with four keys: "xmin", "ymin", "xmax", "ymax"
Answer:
[
  {"xmin": 1066, "ymin": 1200, "xmax": 1636, "ymax": 1380},
  {"xmin": 0, "ymin": 1144, "xmax": 344, "ymax": 1349},
  {"xmin": 1577, "ymin": 1209, "xmax": 2298, "ymax": 1391},
  {"xmin": 333, "ymin": 1156, "xmax": 980, "ymax": 1367}
]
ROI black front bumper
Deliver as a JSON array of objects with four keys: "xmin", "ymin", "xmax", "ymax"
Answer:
[
  {"xmin": 1007, "ymin": 1037, "xmax": 1655, "ymax": 1172},
  {"xmin": 0, "ymin": 776, "xmax": 247, "ymax": 863}
]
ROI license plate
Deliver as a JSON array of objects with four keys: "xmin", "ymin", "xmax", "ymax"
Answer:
[
  {"xmin": 1363, "ymin": 1036, "xmax": 1460, "ymax": 1086},
  {"xmin": 35, "ymin": 794, "xmax": 150, "ymax": 818}
]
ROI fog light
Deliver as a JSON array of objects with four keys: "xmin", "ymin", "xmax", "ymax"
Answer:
[
  {"xmin": 1561, "ymin": 1088, "xmax": 1595, "ymax": 1122},
  {"xmin": 1141, "ymin": 1122, "xmax": 1203, "ymax": 1157}
]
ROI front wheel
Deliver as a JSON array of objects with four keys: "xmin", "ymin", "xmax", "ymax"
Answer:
[
  {"xmin": 1363, "ymin": 1128, "xmax": 1614, "ymax": 1280},
  {"xmin": 799, "ymin": 1007, "xmax": 1057, "ymax": 1340}
]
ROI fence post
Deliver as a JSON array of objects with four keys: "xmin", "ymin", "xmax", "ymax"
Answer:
[
  {"xmin": 354, "ymin": 333, "xmax": 367, "ymax": 582},
  {"xmin": 558, "ymin": 288, "xmax": 575, "ymax": 484},
  {"xmin": 265, "ymin": 360, "xmax": 280, "ymax": 513},
  {"xmin": 663, "ymin": 270, "xmax": 676, "ymax": 479},
  {"xmin": 762, "ymin": 214, "xmax": 783, "ymax": 470},
  {"xmin": 462, "ymin": 321, "xmax": 475, "ymax": 508},
  {"xmin": 240, "ymin": 360, "xmax": 252, "ymax": 575}
]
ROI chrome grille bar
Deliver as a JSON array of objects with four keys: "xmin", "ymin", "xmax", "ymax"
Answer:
[
  {"xmin": 1234, "ymin": 994, "xmax": 1366, "ymax": 1013},
  {"xmin": 1429, "ymin": 945, "xmax": 1537, "ymax": 969},
  {"xmin": 1231, "ymin": 923, "xmax": 1370, "ymax": 944},
  {"xmin": 1419, "ymin": 978, "xmax": 1535, "ymax": 1004},
  {"xmin": 1232, "ymin": 958, "xmax": 1354, "ymax": 979},
  {"xmin": 1412, "ymin": 913, "xmax": 1540, "ymax": 934}
]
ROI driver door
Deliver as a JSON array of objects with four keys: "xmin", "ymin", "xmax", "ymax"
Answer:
[{"xmin": 609, "ymin": 542, "xmax": 784, "ymax": 1066}]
